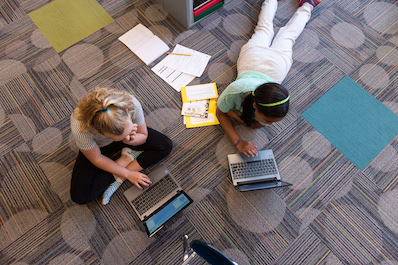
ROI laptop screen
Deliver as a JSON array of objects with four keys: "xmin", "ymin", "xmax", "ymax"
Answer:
[{"xmin": 144, "ymin": 192, "xmax": 192, "ymax": 236}]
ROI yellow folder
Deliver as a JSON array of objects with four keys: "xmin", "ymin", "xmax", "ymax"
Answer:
[{"xmin": 181, "ymin": 83, "xmax": 220, "ymax": 128}]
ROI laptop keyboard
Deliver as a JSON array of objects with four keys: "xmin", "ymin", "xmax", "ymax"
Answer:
[
  {"xmin": 131, "ymin": 174, "xmax": 179, "ymax": 216},
  {"xmin": 231, "ymin": 159, "xmax": 278, "ymax": 179}
]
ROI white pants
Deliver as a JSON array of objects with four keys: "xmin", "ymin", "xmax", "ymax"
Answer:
[{"xmin": 237, "ymin": 0, "xmax": 313, "ymax": 84}]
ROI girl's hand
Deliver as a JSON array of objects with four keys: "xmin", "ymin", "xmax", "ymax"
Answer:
[
  {"xmin": 236, "ymin": 140, "xmax": 258, "ymax": 157},
  {"xmin": 122, "ymin": 123, "xmax": 138, "ymax": 145},
  {"xmin": 126, "ymin": 170, "xmax": 152, "ymax": 189}
]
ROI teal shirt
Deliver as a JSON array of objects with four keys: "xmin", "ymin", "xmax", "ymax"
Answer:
[{"xmin": 217, "ymin": 71, "xmax": 275, "ymax": 126}]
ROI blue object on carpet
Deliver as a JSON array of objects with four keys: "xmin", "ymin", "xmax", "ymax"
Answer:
[{"xmin": 301, "ymin": 76, "xmax": 398, "ymax": 170}]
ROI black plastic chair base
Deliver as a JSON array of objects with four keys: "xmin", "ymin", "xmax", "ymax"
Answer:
[{"xmin": 182, "ymin": 235, "xmax": 237, "ymax": 265}]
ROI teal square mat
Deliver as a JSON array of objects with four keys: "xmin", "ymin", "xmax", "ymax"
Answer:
[{"xmin": 302, "ymin": 76, "xmax": 398, "ymax": 170}]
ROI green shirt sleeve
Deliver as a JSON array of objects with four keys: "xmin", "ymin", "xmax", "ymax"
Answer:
[
  {"xmin": 217, "ymin": 71, "xmax": 276, "ymax": 114},
  {"xmin": 217, "ymin": 84, "xmax": 241, "ymax": 113}
]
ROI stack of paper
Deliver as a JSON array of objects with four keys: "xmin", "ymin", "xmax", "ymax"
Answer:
[
  {"xmin": 181, "ymin": 83, "xmax": 219, "ymax": 128},
  {"xmin": 164, "ymin": 44, "xmax": 211, "ymax": 77},
  {"xmin": 118, "ymin": 24, "xmax": 169, "ymax": 65},
  {"xmin": 181, "ymin": 99, "xmax": 210, "ymax": 118},
  {"xmin": 152, "ymin": 44, "xmax": 211, "ymax": 92},
  {"xmin": 151, "ymin": 58, "xmax": 196, "ymax": 92}
]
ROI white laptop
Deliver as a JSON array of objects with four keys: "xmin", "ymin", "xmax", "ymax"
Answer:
[
  {"xmin": 227, "ymin": 149, "xmax": 291, "ymax": 192},
  {"xmin": 124, "ymin": 165, "xmax": 192, "ymax": 237}
]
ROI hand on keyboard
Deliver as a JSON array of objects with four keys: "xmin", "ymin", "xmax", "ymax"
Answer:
[
  {"xmin": 126, "ymin": 170, "xmax": 152, "ymax": 189},
  {"xmin": 236, "ymin": 140, "xmax": 258, "ymax": 157}
]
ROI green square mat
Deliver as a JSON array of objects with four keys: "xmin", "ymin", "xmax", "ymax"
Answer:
[{"xmin": 29, "ymin": 0, "xmax": 114, "ymax": 53}]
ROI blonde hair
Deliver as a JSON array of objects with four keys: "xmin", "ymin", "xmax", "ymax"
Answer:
[{"xmin": 73, "ymin": 87, "xmax": 136, "ymax": 135}]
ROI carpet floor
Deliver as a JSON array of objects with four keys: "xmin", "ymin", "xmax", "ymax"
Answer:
[{"xmin": 0, "ymin": 0, "xmax": 397, "ymax": 264}]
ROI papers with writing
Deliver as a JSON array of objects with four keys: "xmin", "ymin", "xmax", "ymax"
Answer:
[
  {"xmin": 181, "ymin": 82, "xmax": 217, "ymax": 102},
  {"xmin": 165, "ymin": 44, "xmax": 211, "ymax": 77},
  {"xmin": 151, "ymin": 57, "xmax": 195, "ymax": 92},
  {"xmin": 181, "ymin": 83, "xmax": 219, "ymax": 128},
  {"xmin": 118, "ymin": 24, "xmax": 169, "ymax": 65},
  {"xmin": 181, "ymin": 99, "xmax": 210, "ymax": 118},
  {"xmin": 189, "ymin": 113, "xmax": 216, "ymax": 125}
]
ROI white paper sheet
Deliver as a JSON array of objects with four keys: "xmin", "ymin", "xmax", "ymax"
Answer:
[
  {"xmin": 181, "ymin": 100, "xmax": 209, "ymax": 118},
  {"xmin": 164, "ymin": 44, "xmax": 211, "ymax": 77},
  {"xmin": 184, "ymin": 83, "xmax": 217, "ymax": 102},
  {"xmin": 119, "ymin": 24, "xmax": 169, "ymax": 65},
  {"xmin": 152, "ymin": 57, "xmax": 196, "ymax": 92},
  {"xmin": 189, "ymin": 113, "xmax": 216, "ymax": 124}
]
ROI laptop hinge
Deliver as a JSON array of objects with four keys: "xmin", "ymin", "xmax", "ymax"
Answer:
[{"xmin": 237, "ymin": 177, "xmax": 277, "ymax": 186}]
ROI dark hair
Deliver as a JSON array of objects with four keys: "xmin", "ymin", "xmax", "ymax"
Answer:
[{"xmin": 241, "ymin": 83, "xmax": 289, "ymax": 127}]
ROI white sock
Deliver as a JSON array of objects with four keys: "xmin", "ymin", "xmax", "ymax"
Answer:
[
  {"xmin": 102, "ymin": 177, "xmax": 123, "ymax": 205},
  {"xmin": 121, "ymin": 148, "xmax": 143, "ymax": 161},
  {"xmin": 102, "ymin": 149, "xmax": 142, "ymax": 205}
]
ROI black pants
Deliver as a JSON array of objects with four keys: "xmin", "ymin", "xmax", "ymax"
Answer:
[{"xmin": 70, "ymin": 128, "xmax": 172, "ymax": 204}]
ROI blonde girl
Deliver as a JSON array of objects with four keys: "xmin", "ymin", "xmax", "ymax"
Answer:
[{"xmin": 70, "ymin": 88, "xmax": 172, "ymax": 205}]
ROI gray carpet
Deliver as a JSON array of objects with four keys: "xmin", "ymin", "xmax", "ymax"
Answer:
[{"xmin": 0, "ymin": 0, "xmax": 398, "ymax": 264}]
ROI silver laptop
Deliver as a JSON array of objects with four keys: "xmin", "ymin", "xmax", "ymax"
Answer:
[
  {"xmin": 124, "ymin": 165, "xmax": 192, "ymax": 237},
  {"xmin": 228, "ymin": 149, "xmax": 291, "ymax": 192}
]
